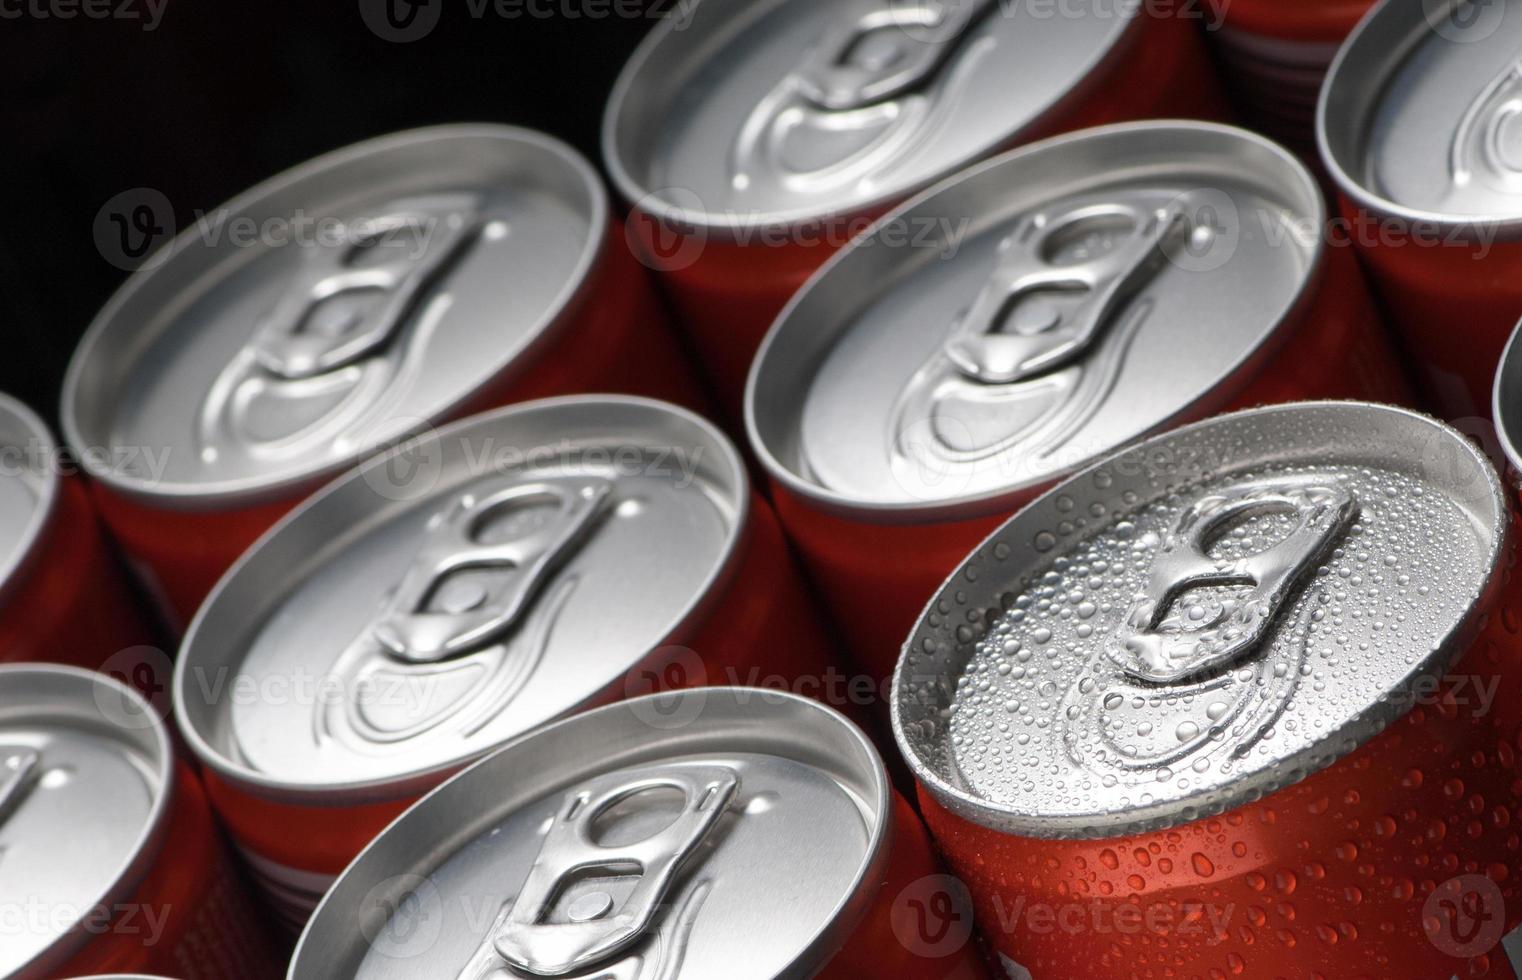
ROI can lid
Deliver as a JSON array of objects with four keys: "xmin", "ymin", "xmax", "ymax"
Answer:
[
  {"xmin": 62, "ymin": 125, "xmax": 609, "ymax": 507},
  {"xmin": 749, "ymin": 121, "xmax": 1325, "ymax": 520},
  {"xmin": 1320, "ymin": 0, "xmax": 1522, "ymax": 225},
  {"xmin": 1495, "ymin": 319, "xmax": 1522, "ymax": 477},
  {"xmin": 604, "ymin": 0, "xmax": 1143, "ymax": 230},
  {"xmin": 0, "ymin": 394, "xmax": 57, "ymax": 605},
  {"xmin": 174, "ymin": 396, "xmax": 750, "ymax": 801},
  {"xmin": 0, "ymin": 665, "xmax": 172, "ymax": 979},
  {"xmin": 893, "ymin": 402, "xmax": 1507, "ymax": 838},
  {"xmin": 289, "ymin": 687, "xmax": 890, "ymax": 980}
]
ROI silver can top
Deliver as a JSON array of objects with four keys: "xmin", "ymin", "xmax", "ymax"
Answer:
[
  {"xmin": 0, "ymin": 395, "xmax": 56, "ymax": 605},
  {"xmin": 174, "ymin": 396, "xmax": 750, "ymax": 801},
  {"xmin": 0, "ymin": 665, "xmax": 172, "ymax": 979},
  {"xmin": 1493, "ymin": 317, "xmax": 1522, "ymax": 477},
  {"xmin": 893, "ymin": 402, "xmax": 1507, "ymax": 838},
  {"xmin": 749, "ymin": 121, "xmax": 1324, "ymax": 521},
  {"xmin": 604, "ymin": 0, "xmax": 1145, "ymax": 230},
  {"xmin": 1320, "ymin": 0, "xmax": 1522, "ymax": 225},
  {"xmin": 63, "ymin": 125, "xmax": 610, "ymax": 507},
  {"xmin": 288, "ymin": 688, "xmax": 889, "ymax": 980}
]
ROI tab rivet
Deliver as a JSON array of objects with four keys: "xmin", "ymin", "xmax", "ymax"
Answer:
[
  {"xmin": 437, "ymin": 580, "xmax": 489, "ymax": 615},
  {"xmin": 566, "ymin": 891, "xmax": 615, "ymax": 923}
]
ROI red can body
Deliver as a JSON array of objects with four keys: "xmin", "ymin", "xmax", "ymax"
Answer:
[
  {"xmin": 921, "ymin": 523, "xmax": 1522, "ymax": 979},
  {"xmin": 0, "ymin": 473, "xmax": 156, "ymax": 673},
  {"xmin": 772, "ymin": 246, "xmax": 1411, "ymax": 683},
  {"xmin": 198, "ymin": 491, "xmax": 843, "ymax": 927},
  {"xmin": 89, "ymin": 225, "xmax": 703, "ymax": 633},
  {"xmin": 1206, "ymin": 0, "xmax": 1375, "ymax": 158},
  {"xmin": 47, "ymin": 764, "xmax": 283, "ymax": 980},
  {"xmin": 622, "ymin": 8, "xmax": 1231, "ymax": 425}
]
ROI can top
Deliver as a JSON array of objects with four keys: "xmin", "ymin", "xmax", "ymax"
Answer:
[
  {"xmin": 175, "ymin": 396, "xmax": 750, "ymax": 802},
  {"xmin": 0, "ymin": 665, "xmax": 172, "ymax": 979},
  {"xmin": 893, "ymin": 402, "xmax": 1507, "ymax": 838},
  {"xmin": 748, "ymin": 121, "xmax": 1324, "ymax": 521},
  {"xmin": 1494, "ymin": 319, "xmax": 1522, "ymax": 478},
  {"xmin": 0, "ymin": 394, "xmax": 57, "ymax": 604},
  {"xmin": 289, "ymin": 687, "xmax": 890, "ymax": 980},
  {"xmin": 604, "ymin": 0, "xmax": 1143, "ymax": 230},
  {"xmin": 62, "ymin": 124, "xmax": 610, "ymax": 507},
  {"xmin": 1320, "ymin": 0, "xmax": 1522, "ymax": 226}
]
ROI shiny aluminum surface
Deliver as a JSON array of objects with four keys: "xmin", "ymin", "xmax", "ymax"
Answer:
[
  {"xmin": 175, "ymin": 396, "xmax": 748, "ymax": 800},
  {"xmin": 605, "ymin": 0, "xmax": 1143, "ymax": 229},
  {"xmin": 63, "ymin": 125, "xmax": 608, "ymax": 506},
  {"xmin": 749, "ymin": 122, "xmax": 1323, "ymax": 520},
  {"xmin": 0, "ymin": 666, "xmax": 171, "ymax": 978},
  {"xmin": 288, "ymin": 688, "xmax": 889, "ymax": 980},
  {"xmin": 0, "ymin": 395, "xmax": 55, "ymax": 607},
  {"xmin": 893, "ymin": 402, "xmax": 1506, "ymax": 838},
  {"xmin": 1320, "ymin": 0, "xmax": 1522, "ymax": 224}
]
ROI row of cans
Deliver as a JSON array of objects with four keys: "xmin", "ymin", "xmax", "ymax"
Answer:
[{"xmin": 11, "ymin": 0, "xmax": 1522, "ymax": 977}]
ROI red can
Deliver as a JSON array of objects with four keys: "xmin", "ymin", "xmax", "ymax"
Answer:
[
  {"xmin": 0, "ymin": 665, "xmax": 282, "ymax": 980},
  {"xmin": 0, "ymin": 393, "xmax": 155, "ymax": 672},
  {"xmin": 747, "ymin": 121, "xmax": 1411, "ymax": 684},
  {"xmin": 604, "ymin": 0, "xmax": 1229, "ymax": 424},
  {"xmin": 288, "ymin": 687, "xmax": 989, "ymax": 980},
  {"xmin": 894, "ymin": 401, "xmax": 1522, "ymax": 979},
  {"xmin": 1205, "ymin": 0, "xmax": 1375, "ymax": 158},
  {"xmin": 62, "ymin": 124, "xmax": 704, "ymax": 633},
  {"xmin": 1321, "ymin": 0, "xmax": 1522, "ymax": 420},
  {"xmin": 172, "ymin": 396, "xmax": 844, "ymax": 928}
]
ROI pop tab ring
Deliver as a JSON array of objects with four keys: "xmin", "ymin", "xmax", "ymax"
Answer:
[{"xmin": 458, "ymin": 764, "xmax": 739, "ymax": 978}]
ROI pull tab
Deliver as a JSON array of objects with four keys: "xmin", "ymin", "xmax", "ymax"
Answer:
[
  {"xmin": 484, "ymin": 764, "xmax": 739, "ymax": 977},
  {"xmin": 249, "ymin": 194, "xmax": 485, "ymax": 381},
  {"xmin": 0, "ymin": 748, "xmax": 39, "ymax": 827},
  {"xmin": 373, "ymin": 477, "xmax": 613, "ymax": 664},
  {"xmin": 1110, "ymin": 479, "xmax": 1357, "ymax": 685},
  {"xmin": 1452, "ymin": 61, "xmax": 1522, "ymax": 194},
  {"xmin": 794, "ymin": 0, "xmax": 994, "ymax": 111},
  {"xmin": 946, "ymin": 201, "xmax": 1190, "ymax": 385}
]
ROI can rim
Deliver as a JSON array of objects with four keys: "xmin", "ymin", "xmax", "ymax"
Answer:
[
  {"xmin": 0, "ymin": 393, "xmax": 59, "ymax": 609},
  {"xmin": 891, "ymin": 400, "xmax": 1509, "ymax": 839},
  {"xmin": 0, "ymin": 664, "xmax": 174, "ymax": 980},
  {"xmin": 60, "ymin": 123, "xmax": 612, "ymax": 509},
  {"xmin": 600, "ymin": 0, "xmax": 1143, "ymax": 234},
  {"xmin": 288, "ymin": 687, "xmax": 892, "ymax": 980},
  {"xmin": 744, "ymin": 119, "xmax": 1329, "ymax": 525},
  {"xmin": 1492, "ymin": 318, "xmax": 1522, "ymax": 481},
  {"xmin": 173, "ymin": 394, "xmax": 754, "ymax": 805},
  {"xmin": 1316, "ymin": 0, "xmax": 1522, "ymax": 234}
]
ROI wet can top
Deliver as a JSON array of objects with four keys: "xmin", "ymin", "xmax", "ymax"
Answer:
[
  {"xmin": 604, "ymin": 0, "xmax": 1145, "ymax": 231},
  {"xmin": 748, "ymin": 121, "xmax": 1325, "ymax": 521},
  {"xmin": 63, "ymin": 125, "xmax": 610, "ymax": 508},
  {"xmin": 892, "ymin": 402, "xmax": 1507, "ymax": 838},
  {"xmin": 0, "ymin": 394, "xmax": 57, "ymax": 605},
  {"xmin": 1320, "ymin": 0, "xmax": 1522, "ymax": 226},
  {"xmin": 288, "ymin": 687, "xmax": 890, "ymax": 980},
  {"xmin": 0, "ymin": 665, "xmax": 173, "ymax": 979},
  {"xmin": 174, "ymin": 396, "xmax": 750, "ymax": 802}
]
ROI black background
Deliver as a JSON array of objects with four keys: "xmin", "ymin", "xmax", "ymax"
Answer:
[{"xmin": 0, "ymin": 0, "xmax": 663, "ymax": 429}]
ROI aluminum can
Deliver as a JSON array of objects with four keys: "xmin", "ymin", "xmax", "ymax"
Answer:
[
  {"xmin": 604, "ymin": 0, "xmax": 1229, "ymax": 424},
  {"xmin": 893, "ymin": 400, "xmax": 1522, "ymax": 979},
  {"xmin": 288, "ymin": 687, "xmax": 990, "ymax": 980},
  {"xmin": 0, "ymin": 665, "xmax": 281, "ymax": 980},
  {"xmin": 1205, "ymin": 0, "xmax": 1376, "ymax": 158},
  {"xmin": 63, "ymin": 124, "xmax": 704, "ymax": 632},
  {"xmin": 173, "ymin": 395, "xmax": 840, "ymax": 928},
  {"xmin": 747, "ymin": 121, "xmax": 1411, "ymax": 683},
  {"xmin": 0, "ymin": 393, "xmax": 156, "ymax": 673},
  {"xmin": 1320, "ymin": 0, "xmax": 1522, "ymax": 421}
]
